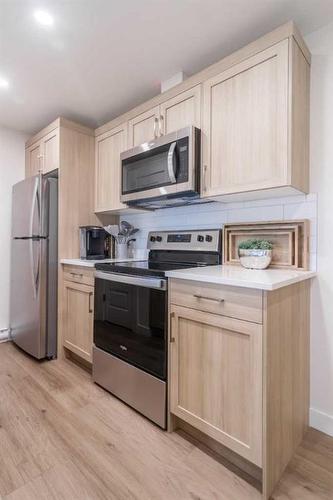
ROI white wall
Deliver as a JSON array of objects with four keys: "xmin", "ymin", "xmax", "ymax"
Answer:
[
  {"xmin": 0, "ymin": 127, "xmax": 27, "ymax": 333},
  {"xmin": 306, "ymin": 22, "xmax": 333, "ymax": 436}
]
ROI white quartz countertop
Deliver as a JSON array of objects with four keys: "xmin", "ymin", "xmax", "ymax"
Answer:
[
  {"xmin": 60, "ymin": 258, "xmax": 146, "ymax": 268},
  {"xmin": 165, "ymin": 265, "xmax": 316, "ymax": 291}
]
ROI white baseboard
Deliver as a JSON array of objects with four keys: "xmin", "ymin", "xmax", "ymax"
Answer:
[{"xmin": 310, "ymin": 408, "xmax": 333, "ymax": 437}]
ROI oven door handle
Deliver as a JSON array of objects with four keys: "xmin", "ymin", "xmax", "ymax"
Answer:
[
  {"xmin": 167, "ymin": 141, "xmax": 177, "ymax": 184},
  {"xmin": 94, "ymin": 271, "xmax": 167, "ymax": 290}
]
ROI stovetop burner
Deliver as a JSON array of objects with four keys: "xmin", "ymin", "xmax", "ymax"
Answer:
[{"xmin": 95, "ymin": 229, "xmax": 222, "ymax": 278}]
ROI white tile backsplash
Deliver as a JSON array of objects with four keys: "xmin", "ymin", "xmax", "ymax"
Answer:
[{"xmin": 121, "ymin": 193, "xmax": 318, "ymax": 270}]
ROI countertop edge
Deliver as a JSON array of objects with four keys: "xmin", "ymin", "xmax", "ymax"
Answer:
[{"xmin": 165, "ymin": 269, "xmax": 316, "ymax": 290}]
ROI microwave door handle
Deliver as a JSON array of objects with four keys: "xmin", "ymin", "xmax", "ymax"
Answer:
[{"xmin": 167, "ymin": 141, "xmax": 177, "ymax": 184}]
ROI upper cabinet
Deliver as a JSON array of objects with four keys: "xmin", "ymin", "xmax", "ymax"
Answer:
[
  {"xmin": 95, "ymin": 85, "xmax": 202, "ymax": 212},
  {"xmin": 128, "ymin": 106, "xmax": 160, "ymax": 147},
  {"xmin": 159, "ymin": 85, "xmax": 201, "ymax": 135},
  {"xmin": 42, "ymin": 129, "xmax": 60, "ymax": 174},
  {"xmin": 128, "ymin": 85, "xmax": 202, "ymax": 148},
  {"xmin": 93, "ymin": 21, "xmax": 310, "ymax": 211},
  {"xmin": 25, "ymin": 142, "xmax": 42, "ymax": 178},
  {"xmin": 201, "ymin": 38, "xmax": 310, "ymax": 199},
  {"xmin": 25, "ymin": 128, "xmax": 59, "ymax": 177},
  {"xmin": 95, "ymin": 122, "xmax": 128, "ymax": 213}
]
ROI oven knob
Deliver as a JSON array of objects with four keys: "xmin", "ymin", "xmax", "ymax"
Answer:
[
  {"xmin": 197, "ymin": 235, "xmax": 204, "ymax": 242},
  {"xmin": 156, "ymin": 236, "xmax": 162, "ymax": 242},
  {"xmin": 205, "ymin": 235, "xmax": 213, "ymax": 242},
  {"xmin": 150, "ymin": 236, "xmax": 156, "ymax": 242}
]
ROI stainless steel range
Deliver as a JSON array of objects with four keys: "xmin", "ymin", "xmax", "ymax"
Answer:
[{"xmin": 92, "ymin": 229, "xmax": 222, "ymax": 428}]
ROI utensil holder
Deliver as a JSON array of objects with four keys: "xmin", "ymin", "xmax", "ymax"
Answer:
[{"xmin": 115, "ymin": 243, "xmax": 128, "ymax": 260}]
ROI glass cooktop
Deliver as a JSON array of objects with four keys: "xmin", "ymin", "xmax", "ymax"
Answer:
[{"xmin": 95, "ymin": 260, "xmax": 205, "ymax": 278}]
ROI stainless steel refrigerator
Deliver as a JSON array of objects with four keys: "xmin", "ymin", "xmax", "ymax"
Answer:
[{"xmin": 10, "ymin": 174, "xmax": 58, "ymax": 359}]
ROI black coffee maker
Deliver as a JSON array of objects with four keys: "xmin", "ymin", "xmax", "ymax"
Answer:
[{"xmin": 79, "ymin": 226, "xmax": 111, "ymax": 260}]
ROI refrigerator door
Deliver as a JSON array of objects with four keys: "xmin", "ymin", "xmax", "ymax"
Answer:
[
  {"xmin": 10, "ymin": 237, "xmax": 48, "ymax": 359},
  {"xmin": 11, "ymin": 175, "xmax": 48, "ymax": 238}
]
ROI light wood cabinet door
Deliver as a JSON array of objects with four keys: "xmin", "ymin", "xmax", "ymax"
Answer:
[
  {"xmin": 128, "ymin": 106, "xmax": 159, "ymax": 147},
  {"xmin": 63, "ymin": 280, "xmax": 94, "ymax": 363},
  {"xmin": 202, "ymin": 39, "xmax": 289, "ymax": 197},
  {"xmin": 95, "ymin": 122, "xmax": 128, "ymax": 213},
  {"xmin": 160, "ymin": 85, "xmax": 201, "ymax": 135},
  {"xmin": 41, "ymin": 129, "xmax": 59, "ymax": 174},
  {"xmin": 25, "ymin": 142, "xmax": 42, "ymax": 177},
  {"xmin": 170, "ymin": 305, "xmax": 262, "ymax": 466}
]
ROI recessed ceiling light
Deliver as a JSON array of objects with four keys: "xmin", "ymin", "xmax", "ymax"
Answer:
[
  {"xmin": 0, "ymin": 77, "xmax": 9, "ymax": 89},
  {"xmin": 34, "ymin": 9, "xmax": 54, "ymax": 26}
]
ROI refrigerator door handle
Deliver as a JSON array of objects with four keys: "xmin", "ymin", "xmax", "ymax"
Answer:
[
  {"xmin": 30, "ymin": 238, "xmax": 40, "ymax": 299},
  {"xmin": 30, "ymin": 176, "xmax": 41, "ymax": 237}
]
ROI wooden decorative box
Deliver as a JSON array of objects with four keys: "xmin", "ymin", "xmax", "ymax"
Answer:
[{"xmin": 223, "ymin": 220, "xmax": 310, "ymax": 270}]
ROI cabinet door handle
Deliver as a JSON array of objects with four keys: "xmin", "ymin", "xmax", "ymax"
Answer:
[
  {"xmin": 70, "ymin": 272, "xmax": 83, "ymax": 278},
  {"xmin": 159, "ymin": 115, "xmax": 164, "ymax": 136},
  {"xmin": 154, "ymin": 117, "xmax": 158, "ymax": 138},
  {"xmin": 193, "ymin": 294, "xmax": 224, "ymax": 303},
  {"xmin": 203, "ymin": 165, "xmax": 208, "ymax": 193},
  {"xmin": 88, "ymin": 292, "xmax": 93, "ymax": 313},
  {"xmin": 170, "ymin": 311, "xmax": 175, "ymax": 342}
]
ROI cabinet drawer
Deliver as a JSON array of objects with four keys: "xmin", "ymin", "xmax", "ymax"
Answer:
[
  {"xmin": 169, "ymin": 279, "xmax": 262, "ymax": 324},
  {"xmin": 63, "ymin": 265, "xmax": 94, "ymax": 286}
]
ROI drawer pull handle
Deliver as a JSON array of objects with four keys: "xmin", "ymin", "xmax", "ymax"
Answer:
[
  {"xmin": 193, "ymin": 294, "xmax": 224, "ymax": 303},
  {"xmin": 70, "ymin": 272, "xmax": 83, "ymax": 278}
]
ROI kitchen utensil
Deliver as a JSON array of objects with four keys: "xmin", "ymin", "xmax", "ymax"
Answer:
[
  {"xmin": 104, "ymin": 225, "xmax": 119, "ymax": 238},
  {"xmin": 115, "ymin": 242, "xmax": 128, "ymax": 260},
  {"xmin": 128, "ymin": 228, "xmax": 139, "ymax": 237},
  {"xmin": 119, "ymin": 220, "xmax": 132, "ymax": 237}
]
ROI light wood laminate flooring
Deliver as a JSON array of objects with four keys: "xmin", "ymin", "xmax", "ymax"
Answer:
[{"xmin": 0, "ymin": 342, "xmax": 332, "ymax": 499}]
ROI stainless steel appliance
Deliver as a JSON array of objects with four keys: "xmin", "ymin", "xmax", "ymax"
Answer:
[
  {"xmin": 79, "ymin": 226, "xmax": 110, "ymax": 260},
  {"xmin": 10, "ymin": 174, "xmax": 58, "ymax": 359},
  {"xmin": 120, "ymin": 126, "xmax": 201, "ymax": 209},
  {"xmin": 93, "ymin": 229, "xmax": 221, "ymax": 428}
]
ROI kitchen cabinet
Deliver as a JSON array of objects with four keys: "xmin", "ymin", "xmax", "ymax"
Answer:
[
  {"xmin": 128, "ymin": 106, "xmax": 160, "ymax": 148},
  {"xmin": 159, "ymin": 85, "xmax": 201, "ymax": 135},
  {"xmin": 62, "ymin": 276, "xmax": 94, "ymax": 363},
  {"xmin": 169, "ymin": 278, "xmax": 310, "ymax": 499},
  {"xmin": 170, "ymin": 304, "xmax": 262, "ymax": 466},
  {"xmin": 25, "ymin": 128, "xmax": 59, "ymax": 177},
  {"xmin": 127, "ymin": 85, "xmax": 201, "ymax": 147},
  {"xmin": 42, "ymin": 129, "xmax": 59, "ymax": 174},
  {"xmin": 25, "ymin": 142, "xmax": 42, "ymax": 177},
  {"xmin": 95, "ymin": 23, "xmax": 309, "ymax": 203},
  {"xmin": 95, "ymin": 122, "xmax": 128, "ymax": 213},
  {"xmin": 202, "ymin": 38, "xmax": 310, "ymax": 199}
]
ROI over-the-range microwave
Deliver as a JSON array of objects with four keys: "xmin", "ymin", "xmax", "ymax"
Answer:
[{"xmin": 120, "ymin": 126, "xmax": 201, "ymax": 209}]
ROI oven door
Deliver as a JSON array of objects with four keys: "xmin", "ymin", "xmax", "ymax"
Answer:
[
  {"xmin": 120, "ymin": 126, "xmax": 199, "ymax": 203},
  {"xmin": 93, "ymin": 272, "xmax": 167, "ymax": 380}
]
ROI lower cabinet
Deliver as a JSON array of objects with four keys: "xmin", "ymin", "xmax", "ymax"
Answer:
[
  {"xmin": 169, "ymin": 278, "xmax": 311, "ymax": 500},
  {"xmin": 62, "ymin": 280, "xmax": 94, "ymax": 363},
  {"xmin": 170, "ymin": 304, "xmax": 262, "ymax": 466}
]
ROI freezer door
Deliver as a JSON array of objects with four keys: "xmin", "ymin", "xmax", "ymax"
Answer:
[
  {"xmin": 10, "ymin": 238, "xmax": 48, "ymax": 359},
  {"xmin": 11, "ymin": 175, "xmax": 47, "ymax": 238}
]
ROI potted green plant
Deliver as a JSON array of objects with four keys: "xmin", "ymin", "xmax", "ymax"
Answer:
[{"xmin": 238, "ymin": 239, "xmax": 273, "ymax": 269}]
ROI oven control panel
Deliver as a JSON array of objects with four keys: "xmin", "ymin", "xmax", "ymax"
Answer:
[{"xmin": 148, "ymin": 229, "xmax": 221, "ymax": 252}]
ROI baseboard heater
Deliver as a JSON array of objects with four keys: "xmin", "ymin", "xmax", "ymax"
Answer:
[{"xmin": 0, "ymin": 329, "xmax": 10, "ymax": 342}]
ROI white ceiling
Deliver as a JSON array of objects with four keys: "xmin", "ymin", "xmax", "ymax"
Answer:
[{"xmin": 1, "ymin": 0, "xmax": 333, "ymax": 135}]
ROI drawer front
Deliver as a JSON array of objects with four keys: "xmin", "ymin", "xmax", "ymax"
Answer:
[
  {"xmin": 63, "ymin": 265, "xmax": 94, "ymax": 286},
  {"xmin": 170, "ymin": 279, "xmax": 262, "ymax": 324}
]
